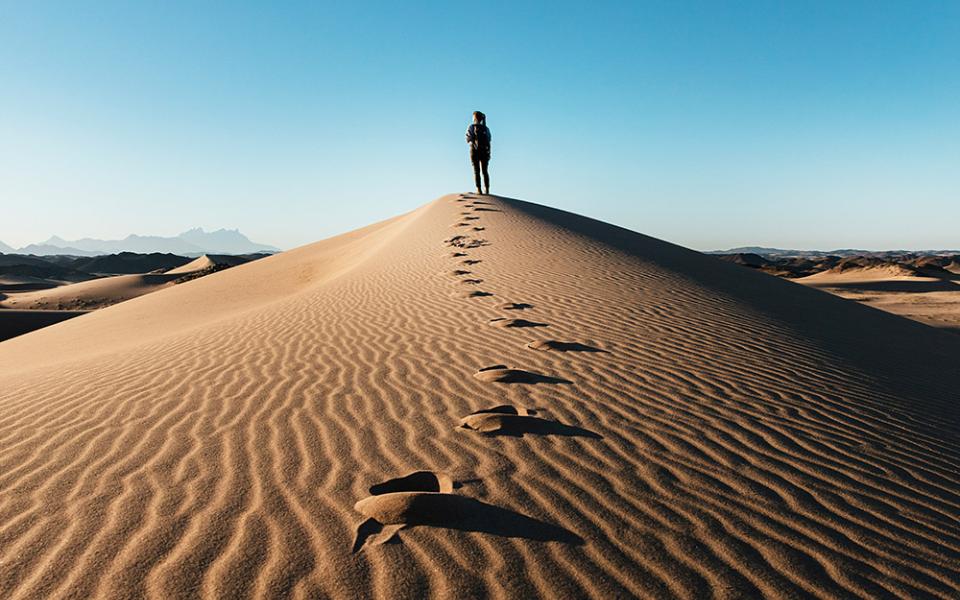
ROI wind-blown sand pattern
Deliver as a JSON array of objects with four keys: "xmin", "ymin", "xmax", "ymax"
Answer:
[{"xmin": 1, "ymin": 194, "xmax": 959, "ymax": 598}]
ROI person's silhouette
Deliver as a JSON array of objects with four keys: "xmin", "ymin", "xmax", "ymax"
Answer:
[{"xmin": 465, "ymin": 111, "xmax": 491, "ymax": 194}]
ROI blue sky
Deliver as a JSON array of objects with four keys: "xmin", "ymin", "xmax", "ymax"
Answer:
[{"xmin": 1, "ymin": 1, "xmax": 957, "ymax": 251}]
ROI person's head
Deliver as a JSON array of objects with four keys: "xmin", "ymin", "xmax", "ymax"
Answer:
[{"xmin": 473, "ymin": 111, "xmax": 485, "ymax": 125}]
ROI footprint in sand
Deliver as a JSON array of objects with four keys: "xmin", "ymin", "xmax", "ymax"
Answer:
[
  {"xmin": 464, "ymin": 216, "xmax": 480, "ymax": 221},
  {"xmin": 473, "ymin": 226, "xmax": 485, "ymax": 232},
  {"xmin": 473, "ymin": 365, "xmax": 571, "ymax": 384},
  {"xmin": 461, "ymin": 278, "xmax": 484, "ymax": 285},
  {"xmin": 450, "ymin": 251, "xmax": 468, "ymax": 258},
  {"xmin": 445, "ymin": 235, "xmax": 489, "ymax": 249},
  {"xmin": 450, "ymin": 269, "xmax": 472, "ymax": 276},
  {"xmin": 498, "ymin": 302, "xmax": 532, "ymax": 310},
  {"xmin": 353, "ymin": 471, "xmax": 582, "ymax": 551},
  {"xmin": 473, "ymin": 207, "xmax": 500, "ymax": 212},
  {"xmin": 455, "ymin": 290, "xmax": 494, "ymax": 298},
  {"xmin": 459, "ymin": 405, "xmax": 601, "ymax": 438},
  {"xmin": 452, "ymin": 222, "xmax": 470, "ymax": 228},
  {"xmin": 462, "ymin": 259, "xmax": 482, "ymax": 265},
  {"xmin": 353, "ymin": 471, "xmax": 457, "ymax": 549},
  {"xmin": 488, "ymin": 317, "xmax": 548, "ymax": 328},
  {"xmin": 526, "ymin": 340, "xmax": 607, "ymax": 353}
]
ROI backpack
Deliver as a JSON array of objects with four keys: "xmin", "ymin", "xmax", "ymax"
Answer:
[{"xmin": 473, "ymin": 124, "xmax": 490, "ymax": 153}]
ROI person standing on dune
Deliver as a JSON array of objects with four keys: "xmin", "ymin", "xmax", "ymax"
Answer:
[{"xmin": 466, "ymin": 111, "xmax": 491, "ymax": 195}]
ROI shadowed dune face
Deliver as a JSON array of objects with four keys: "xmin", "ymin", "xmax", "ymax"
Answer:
[
  {"xmin": 0, "ymin": 309, "xmax": 88, "ymax": 342},
  {"xmin": 1, "ymin": 194, "xmax": 959, "ymax": 598},
  {"xmin": 808, "ymin": 279, "xmax": 960, "ymax": 293}
]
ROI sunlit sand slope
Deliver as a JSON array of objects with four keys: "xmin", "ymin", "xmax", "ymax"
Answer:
[{"xmin": 0, "ymin": 194, "xmax": 958, "ymax": 599}]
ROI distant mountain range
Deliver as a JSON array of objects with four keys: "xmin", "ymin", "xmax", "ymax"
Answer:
[
  {"xmin": 0, "ymin": 228, "xmax": 280, "ymax": 256},
  {"xmin": 708, "ymin": 246, "xmax": 960, "ymax": 257}
]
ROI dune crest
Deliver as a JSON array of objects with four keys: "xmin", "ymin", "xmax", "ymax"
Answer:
[{"xmin": 1, "ymin": 194, "xmax": 959, "ymax": 598}]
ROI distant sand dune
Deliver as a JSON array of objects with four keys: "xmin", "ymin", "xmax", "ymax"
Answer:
[
  {"xmin": 0, "ymin": 254, "xmax": 255, "ymax": 311},
  {"xmin": 1, "ymin": 194, "xmax": 958, "ymax": 598},
  {"xmin": 164, "ymin": 253, "xmax": 252, "ymax": 275},
  {"xmin": 0, "ymin": 272, "xmax": 185, "ymax": 310},
  {"xmin": 798, "ymin": 264, "xmax": 960, "ymax": 332}
]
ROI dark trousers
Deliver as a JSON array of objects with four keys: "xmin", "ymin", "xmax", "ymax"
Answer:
[{"xmin": 471, "ymin": 150, "xmax": 490, "ymax": 192}]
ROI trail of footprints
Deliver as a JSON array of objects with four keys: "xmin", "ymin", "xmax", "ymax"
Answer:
[{"xmin": 354, "ymin": 192, "xmax": 605, "ymax": 551}]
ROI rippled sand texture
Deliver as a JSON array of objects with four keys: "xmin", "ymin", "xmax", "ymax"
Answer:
[{"xmin": 1, "ymin": 194, "xmax": 958, "ymax": 599}]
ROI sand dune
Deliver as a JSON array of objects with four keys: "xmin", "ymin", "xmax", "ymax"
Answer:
[
  {"xmin": 165, "ymin": 254, "xmax": 253, "ymax": 275},
  {"xmin": 0, "ymin": 254, "xmax": 256, "ymax": 311},
  {"xmin": 799, "ymin": 264, "xmax": 957, "ymax": 285},
  {"xmin": 798, "ymin": 266, "xmax": 960, "ymax": 333},
  {"xmin": 1, "ymin": 194, "xmax": 958, "ymax": 598},
  {"xmin": 0, "ymin": 273, "xmax": 188, "ymax": 310},
  {"xmin": 0, "ymin": 275, "xmax": 62, "ymax": 292}
]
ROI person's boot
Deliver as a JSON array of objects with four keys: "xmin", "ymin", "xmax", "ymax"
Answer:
[
  {"xmin": 484, "ymin": 186, "xmax": 490, "ymax": 195},
  {"xmin": 475, "ymin": 186, "xmax": 482, "ymax": 194}
]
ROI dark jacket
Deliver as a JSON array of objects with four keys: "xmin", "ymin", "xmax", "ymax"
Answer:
[{"xmin": 465, "ymin": 123, "xmax": 492, "ymax": 157}]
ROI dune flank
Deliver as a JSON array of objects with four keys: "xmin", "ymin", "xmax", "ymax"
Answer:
[{"xmin": 0, "ymin": 194, "xmax": 958, "ymax": 598}]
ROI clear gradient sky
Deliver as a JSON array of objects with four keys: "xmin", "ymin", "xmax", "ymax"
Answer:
[{"xmin": 1, "ymin": 2, "xmax": 958, "ymax": 251}]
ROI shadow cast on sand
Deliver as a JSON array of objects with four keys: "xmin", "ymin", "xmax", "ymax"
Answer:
[
  {"xmin": 369, "ymin": 471, "xmax": 452, "ymax": 495},
  {"xmin": 460, "ymin": 412, "xmax": 602, "ymax": 439},
  {"xmin": 474, "ymin": 365, "xmax": 572, "ymax": 384},
  {"xmin": 527, "ymin": 340, "xmax": 607, "ymax": 353},
  {"xmin": 488, "ymin": 318, "xmax": 548, "ymax": 328},
  {"xmin": 499, "ymin": 302, "xmax": 533, "ymax": 310},
  {"xmin": 353, "ymin": 495, "xmax": 584, "ymax": 552}
]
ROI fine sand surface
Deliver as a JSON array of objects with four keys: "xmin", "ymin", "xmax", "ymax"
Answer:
[
  {"xmin": 799, "ymin": 268, "xmax": 960, "ymax": 333},
  {"xmin": 1, "ymin": 194, "xmax": 958, "ymax": 599}
]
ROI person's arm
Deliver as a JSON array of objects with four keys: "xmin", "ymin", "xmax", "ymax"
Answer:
[{"xmin": 465, "ymin": 125, "xmax": 474, "ymax": 144}]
